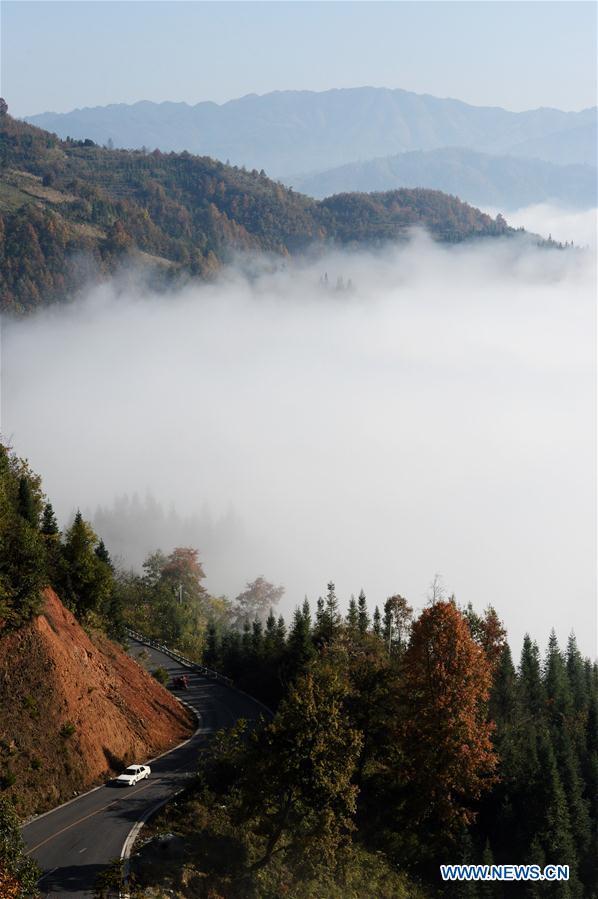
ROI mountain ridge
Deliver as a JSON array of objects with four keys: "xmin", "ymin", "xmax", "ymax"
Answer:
[
  {"xmin": 25, "ymin": 86, "xmax": 597, "ymax": 175},
  {"xmin": 287, "ymin": 146, "xmax": 598, "ymax": 209},
  {"xmin": 0, "ymin": 111, "xmax": 515, "ymax": 314}
]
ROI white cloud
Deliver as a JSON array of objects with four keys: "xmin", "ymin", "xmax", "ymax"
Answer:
[{"xmin": 1, "ymin": 216, "xmax": 596, "ymax": 656}]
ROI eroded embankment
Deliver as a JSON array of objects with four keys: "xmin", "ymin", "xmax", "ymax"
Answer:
[{"xmin": 0, "ymin": 588, "xmax": 194, "ymax": 816}]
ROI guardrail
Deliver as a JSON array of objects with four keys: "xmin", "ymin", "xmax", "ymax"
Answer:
[{"xmin": 125, "ymin": 627, "xmax": 233, "ymax": 687}]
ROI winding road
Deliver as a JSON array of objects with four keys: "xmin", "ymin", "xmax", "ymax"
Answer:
[{"xmin": 21, "ymin": 638, "xmax": 264, "ymax": 898}]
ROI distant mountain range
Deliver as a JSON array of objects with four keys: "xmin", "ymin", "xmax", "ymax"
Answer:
[
  {"xmin": 26, "ymin": 87, "xmax": 598, "ymax": 177},
  {"xmin": 287, "ymin": 147, "xmax": 598, "ymax": 209}
]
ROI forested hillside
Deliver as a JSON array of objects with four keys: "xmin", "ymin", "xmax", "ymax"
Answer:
[
  {"xmin": 0, "ymin": 445, "xmax": 194, "ymax": 821},
  {"xmin": 0, "ymin": 105, "xmax": 513, "ymax": 313},
  {"xmin": 124, "ymin": 582, "xmax": 598, "ymax": 899}
]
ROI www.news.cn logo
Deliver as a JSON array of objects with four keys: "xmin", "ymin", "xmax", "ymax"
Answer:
[{"xmin": 440, "ymin": 864, "xmax": 569, "ymax": 882}]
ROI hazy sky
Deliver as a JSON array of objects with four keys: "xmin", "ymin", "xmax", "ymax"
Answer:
[{"xmin": 2, "ymin": 1, "xmax": 597, "ymax": 118}]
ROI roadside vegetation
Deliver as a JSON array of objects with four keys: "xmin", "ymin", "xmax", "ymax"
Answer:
[
  {"xmin": 1, "ymin": 440, "xmax": 596, "ymax": 896},
  {"xmin": 126, "ymin": 586, "xmax": 598, "ymax": 897}
]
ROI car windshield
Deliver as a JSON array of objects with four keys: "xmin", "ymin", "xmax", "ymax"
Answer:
[{"xmin": 123, "ymin": 767, "xmax": 139, "ymax": 774}]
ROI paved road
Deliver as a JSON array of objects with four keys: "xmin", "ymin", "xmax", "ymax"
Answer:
[{"xmin": 22, "ymin": 639, "xmax": 264, "ymax": 898}]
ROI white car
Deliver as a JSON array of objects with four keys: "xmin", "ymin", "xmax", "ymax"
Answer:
[{"xmin": 115, "ymin": 764, "xmax": 151, "ymax": 786}]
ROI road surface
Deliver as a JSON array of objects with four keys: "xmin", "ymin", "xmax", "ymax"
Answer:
[{"xmin": 22, "ymin": 638, "xmax": 264, "ymax": 898}]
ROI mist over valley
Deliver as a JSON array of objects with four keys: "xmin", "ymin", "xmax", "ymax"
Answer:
[{"xmin": 3, "ymin": 215, "xmax": 595, "ymax": 656}]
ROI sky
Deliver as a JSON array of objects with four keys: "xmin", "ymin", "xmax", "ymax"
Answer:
[{"xmin": 1, "ymin": 1, "xmax": 597, "ymax": 118}]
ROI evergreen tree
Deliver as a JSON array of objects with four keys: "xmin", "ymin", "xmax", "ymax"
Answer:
[
  {"xmin": 489, "ymin": 644, "xmax": 518, "ymax": 727},
  {"xmin": 519, "ymin": 635, "xmax": 545, "ymax": 723},
  {"xmin": 301, "ymin": 596, "xmax": 311, "ymax": 631},
  {"xmin": 251, "ymin": 618, "xmax": 264, "ymax": 658},
  {"xmin": 59, "ymin": 511, "xmax": 113, "ymax": 619},
  {"xmin": 241, "ymin": 618, "xmax": 252, "ymax": 657},
  {"xmin": 275, "ymin": 615, "xmax": 286, "ymax": 648},
  {"xmin": 346, "ymin": 594, "xmax": 359, "ymax": 633},
  {"xmin": 16, "ymin": 477, "xmax": 37, "ymax": 527},
  {"xmin": 287, "ymin": 605, "xmax": 314, "ymax": 678},
  {"xmin": 264, "ymin": 608, "xmax": 277, "ymax": 656},
  {"xmin": 534, "ymin": 731, "xmax": 581, "ymax": 897},
  {"xmin": 323, "ymin": 581, "xmax": 341, "ymax": 641},
  {"xmin": 372, "ymin": 605, "xmax": 382, "ymax": 637},
  {"xmin": 40, "ymin": 502, "xmax": 59, "ymax": 536},
  {"xmin": 204, "ymin": 621, "xmax": 220, "ymax": 669},
  {"xmin": 95, "ymin": 538, "xmax": 113, "ymax": 569},
  {"xmin": 357, "ymin": 589, "xmax": 369, "ymax": 635}
]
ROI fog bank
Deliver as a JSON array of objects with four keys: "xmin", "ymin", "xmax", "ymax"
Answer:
[{"xmin": 2, "ymin": 216, "xmax": 596, "ymax": 655}]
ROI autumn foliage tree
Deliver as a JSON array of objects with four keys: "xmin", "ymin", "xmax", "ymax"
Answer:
[{"xmin": 399, "ymin": 600, "xmax": 497, "ymax": 849}]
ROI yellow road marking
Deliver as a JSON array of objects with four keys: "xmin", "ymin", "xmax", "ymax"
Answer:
[{"xmin": 27, "ymin": 781, "xmax": 155, "ymax": 854}]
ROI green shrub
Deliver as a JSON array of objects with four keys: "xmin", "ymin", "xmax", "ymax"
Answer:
[
  {"xmin": 152, "ymin": 666, "xmax": 169, "ymax": 686},
  {"xmin": 60, "ymin": 722, "xmax": 76, "ymax": 739},
  {"xmin": 1, "ymin": 769, "xmax": 16, "ymax": 789}
]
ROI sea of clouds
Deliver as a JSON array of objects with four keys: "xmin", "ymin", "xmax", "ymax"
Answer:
[{"xmin": 1, "ymin": 205, "xmax": 596, "ymax": 655}]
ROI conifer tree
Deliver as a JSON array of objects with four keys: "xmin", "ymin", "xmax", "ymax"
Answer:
[
  {"xmin": 17, "ymin": 477, "xmax": 37, "ymax": 527},
  {"xmin": 95, "ymin": 538, "xmax": 113, "ymax": 569},
  {"xmin": 400, "ymin": 601, "xmax": 497, "ymax": 845},
  {"xmin": 60, "ymin": 511, "xmax": 112, "ymax": 619},
  {"xmin": 241, "ymin": 618, "xmax": 252, "ymax": 657},
  {"xmin": 519, "ymin": 635, "xmax": 545, "ymax": 723},
  {"xmin": 372, "ymin": 605, "xmax": 382, "ymax": 637},
  {"xmin": 251, "ymin": 618, "xmax": 264, "ymax": 657},
  {"xmin": 204, "ymin": 621, "xmax": 220, "ymax": 669},
  {"xmin": 275, "ymin": 615, "xmax": 286, "ymax": 647},
  {"xmin": 40, "ymin": 502, "xmax": 59, "ymax": 536},
  {"xmin": 301, "ymin": 596, "xmax": 311, "ymax": 630},
  {"xmin": 357, "ymin": 589, "xmax": 369, "ymax": 634},
  {"xmin": 346, "ymin": 594, "xmax": 359, "ymax": 633},
  {"xmin": 287, "ymin": 606, "xmax": 314, "ymax": 677}
]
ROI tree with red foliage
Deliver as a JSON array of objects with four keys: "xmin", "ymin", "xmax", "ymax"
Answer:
[
  {"xmin": 400, "ymin": 601, "xmax": 497, "ymax": 844},
  {"xmin": 160, "ymin": 546, "xmax": 207, "ymax": 603}
]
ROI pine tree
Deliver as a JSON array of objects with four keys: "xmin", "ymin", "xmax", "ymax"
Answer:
[
  {"xmin": 95, "ymin": 538, "xmax": 113, "ymax": 569},
  {"xmin": 59, "ymin": 511, "xmax": 112, "ymax": 619},
  {"xmin": 275, "ymin": 615, "xmax": 286, "ymax": 648},
  {"xmin": 40, "ymin": 502, "xmax": 59, "ymax": 536},
  {"xmin": 324, "ymin": 581, "xmax": 341, "ymax": 639},
  {"xmin": 372, "ymin": 605, "xmax": 382, "ymax": 637},
  {"xmin": 301, "ymin": 596, "xmax": 311, "ymax": 631},
  {"xmin": 489, "ymin": 644, "xmax": 517, "ymax": 728},
  {"xmin": 204, "ymin": 621, "xmax": 220, "ymax": 669},
  {"xmin": 534, "ymin": 731, "xmax": 581, "ymax": 896},
  {"xmin": 264, "ymin": 608, "xmax": 277, "ymax": 655},
  {"xmin": 251, "ymin": 618, "xmax": 264, "ymax": 657},
  {"xmin": 519, "ymin": 635, "xmax": 545, "ymax": 723},
  {"xmin": 357, "ymin": 589, "xmax": 369, "ymax": 634},
  {"xmin": 241, "ymin": 619, "xmax": 252, "ymax": 658},
  {"xmin": 287, "ymin": 606, "xmax": 314, "ymax": 677},
  {"xmin": 346, "ymin": 594, "xmax": 359, "ymax": 634},
  {"xmin": 17, "ymin": 477, "xmax": 37, "ymax": 527},
  {"xmin": 544, "ymin": 631, "xmax": 573, "ymax": 728}
]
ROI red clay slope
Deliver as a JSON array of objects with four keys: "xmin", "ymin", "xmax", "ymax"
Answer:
[{"xmin": 0, "ymin": 588, "xmax": 194, "ymax": 817}]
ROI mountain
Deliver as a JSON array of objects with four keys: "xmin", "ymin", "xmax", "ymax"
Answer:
[
  {"xmin": 0, "ymin": 588, "xmax": 193, "ymax": 817},
  {"xmin": 25, "ymin": 87, "xmax": 597, "ymax": 176},
  {"xmin": 287, "ymin": 147, "xmax": 598, "ymax": 209},
  {"xmin": 0, "ymin": 112, "xmax": 514, "ymax": 314}
]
